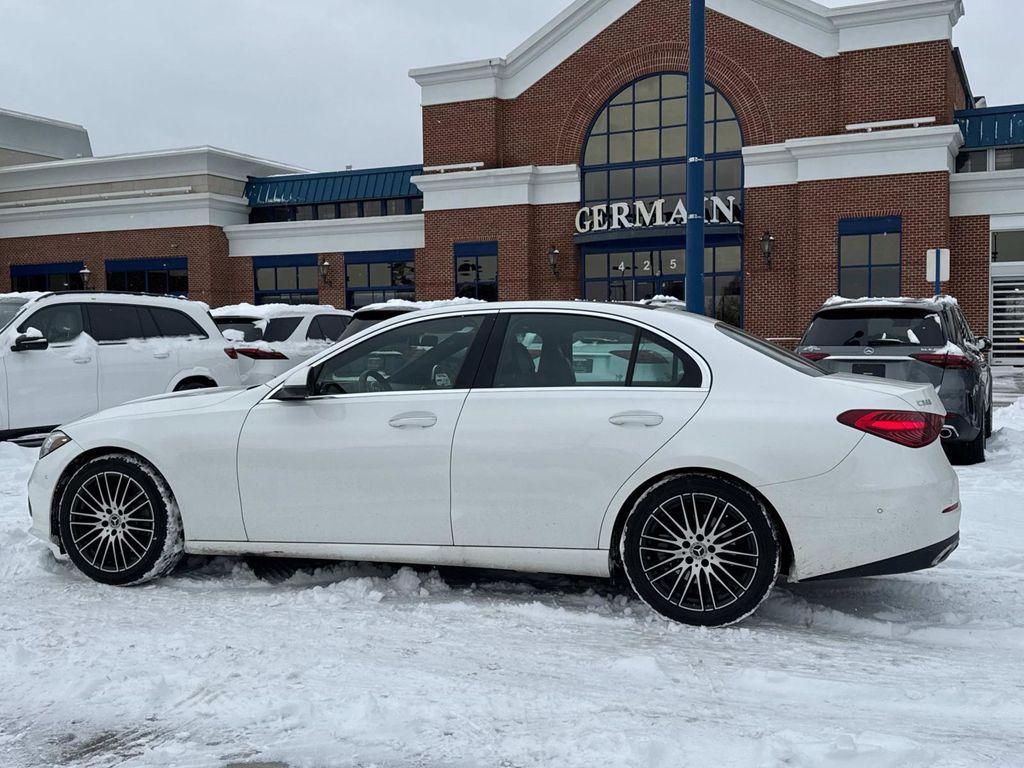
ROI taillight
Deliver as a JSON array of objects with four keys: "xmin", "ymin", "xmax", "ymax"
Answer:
[
  {"xmin": 911, "ymin": 352, "xmax": 972, "ymax": 369},
  {"xmin": 801, "ymin": 352, "xmax": 830, "ymax": 362},
  {"xmin": 234, "ymin": 348, "xmax": 289, "ymax": 361},
  {"xmin": 837, "ymin": 409, "xmax": 944, "ymax": 448},
  {"xmin": 224, "ymin": 347, "xmax": 239, "ymax": 359}
]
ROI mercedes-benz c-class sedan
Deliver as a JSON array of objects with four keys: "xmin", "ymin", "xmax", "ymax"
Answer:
[{"xmin": 28, "ymin": 302, "xmax": 961, "ymax": 626}]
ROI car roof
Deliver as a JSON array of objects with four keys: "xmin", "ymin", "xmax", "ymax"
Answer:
[
  {"xmin": 19, "ymin": 291, "xmax": 208, "ymax": 312},
  {"xmin": 815, "ymin": 296, "xmax": 960, "ymax": 315}
]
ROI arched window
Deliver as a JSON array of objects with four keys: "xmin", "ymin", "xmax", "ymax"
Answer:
[
  {"xmin": 579, "ymin": 73, "xmax": 744, "ymax": 326},
  {"xmin": 581, "ymin": 72, "xmax": 743, "ymax": 216}
]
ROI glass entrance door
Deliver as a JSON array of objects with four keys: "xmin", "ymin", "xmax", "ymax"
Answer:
[{"xmin": 582, "ymin": 244, "xmax": 743, "ymax": 326}]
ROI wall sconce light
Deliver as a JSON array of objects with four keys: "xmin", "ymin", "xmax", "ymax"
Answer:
[
  {"xmin": 760, "ymin": 232, "xmax": 776, "ymax": 268},
  {"xmin": 547, "ymin": 246, "xmax": 560, "ymax": 276},
  {"xmin": 318, "ymin": 257, "xmax": 331, "ymax": 286},
  {"xmin": 79, "ymin": 266, "xmax": 91, "ymax": 290}
]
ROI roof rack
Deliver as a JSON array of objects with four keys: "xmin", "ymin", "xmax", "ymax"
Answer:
[{"xmin": 47, "ymin": 290, "xmax": 191, "ymax": 300}]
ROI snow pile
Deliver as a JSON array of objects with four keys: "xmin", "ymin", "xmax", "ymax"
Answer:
[
  {"xmin": 210, "ymin": 302, "xmax": 338, "ymax": 319},
  {"xmin": 358, "ymin": 297, "xmax": 485, "ymax": 313},
  {"xmin": 823, "ymin": 295, "xmax": 961, "ymax": 309},
  {"xmin": 1, "ymin": 410, "xmax": 1023, "ymax": 766}
]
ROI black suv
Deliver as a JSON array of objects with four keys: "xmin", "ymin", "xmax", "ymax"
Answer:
[{"xmin": 796, "ymin": 297, "xmax": 993, "ymax": 464}]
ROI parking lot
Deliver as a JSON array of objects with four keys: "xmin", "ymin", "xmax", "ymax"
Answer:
[{"xmin": 0, "ymin": 402, "xmax": 1021, "ymax": 768}]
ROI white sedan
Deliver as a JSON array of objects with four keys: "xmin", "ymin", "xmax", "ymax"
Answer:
[{"xmin": 27, "ymin": 302, "xmax": 961, "ymax": 626}]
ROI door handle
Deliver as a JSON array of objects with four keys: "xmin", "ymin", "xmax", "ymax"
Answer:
[
  {"xmin": 72, "ymin": 356, "xmax": 92, "ymax": 364},
  {"xmin": 153, "ymin": 351, "xmax": 171, "ymax": 359},
  {"xmin": 609, "ymin": 411, "xmax": 664, "ymax": 427},
  {"xmin": 388, "ymin": 412, "xmax": 437, "ymax": 429}
]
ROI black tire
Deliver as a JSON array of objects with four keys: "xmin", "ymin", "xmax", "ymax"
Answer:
[
  {"xmin": 986, "ymin": 405, "xmax": 993, "ymax": 439},
  {"xmin": 620, "ymin": 473, "xmax": 780, "ymax": 627},
  {"xmin": 58, "ymin": 454, "xmax": 183, "ymax": 586},
  {"xmin": 947, "ymin": 427, "xmax": 986, "ymax": 466}
]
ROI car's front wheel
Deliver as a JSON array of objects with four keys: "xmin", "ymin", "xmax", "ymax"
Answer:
[
  {"xmin": 58, "ymin": 454, "xmax": 183, "ymax": 585},
  {"xmin": 620, "ymin": 474, "xmax": 780, "ymax": 627}
]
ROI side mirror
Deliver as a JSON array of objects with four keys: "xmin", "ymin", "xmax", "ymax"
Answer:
[
  {"xmin": 977, "ymin": 336, "xmax": 992, "ymax": 353},
  {"xmin": 273, "ymin": 367, "xmax": 313, "ymax": 401},
  {"xmin": 11, "ymin": 333, "xmax": 49, "ymax": 352}
]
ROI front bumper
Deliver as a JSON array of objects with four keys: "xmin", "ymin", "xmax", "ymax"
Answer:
[
  {"xmin": 27, "ymin": 436, "xmax": 86, "ymax": 549},
  {"xmin": 760, "ymin": 436, "xmax": 960, "ymax": 581}
]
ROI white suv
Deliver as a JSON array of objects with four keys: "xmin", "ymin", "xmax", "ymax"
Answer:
[
  {"xmin": 0, "ymin": 292, "xmax": 240, "ymax": 439},
  {"xmin": 212, "ymin": 304, "xmax": 353, "ymax": 386}
]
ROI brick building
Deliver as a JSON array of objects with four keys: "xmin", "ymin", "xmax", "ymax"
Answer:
[{"xmin": 1, "ymin": 0, "xmax": 1023, "ymax": 366}]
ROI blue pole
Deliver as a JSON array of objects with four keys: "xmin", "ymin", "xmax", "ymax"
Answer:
[
  {"xmin": 685, "ymin": 0, "xmax": 706, "ymax": 315},
  {"xmin": 935, "ymin": 250, "xmax": 941, "ymax": 297}
]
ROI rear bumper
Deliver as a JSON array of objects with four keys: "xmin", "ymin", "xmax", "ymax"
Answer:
[
  {"xmin": 759, "ymin": 437, "xmax": 960, "ymax": 581},
  {"xmin": 941, "ymin": 411, "xmax": 981, "ymax": 443},
  {"xmin": 805, "ymin": 532, "xmax": 959, "ymax": 581}
]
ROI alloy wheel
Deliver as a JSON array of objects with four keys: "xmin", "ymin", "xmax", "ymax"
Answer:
[
  {"xmin": 67, "ymin": 471, "xmax": 156, "ymax": 574},
  {"xmin": 637, "ymin": 492, "xmax": 760, "ymax": 613}
]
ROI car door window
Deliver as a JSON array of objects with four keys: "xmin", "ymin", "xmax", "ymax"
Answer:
[
  {"xmin": 494, "ymin": 314, "xmax": 635, "ymax": 387},
  {"xmin": 86, "ymin": 304, "xmax": 145, "ymax": 342},
  {"xmin": 313, "ymin": 315, "xmax": 485, "ymax": 395},
  {"xmin": 18, "ymin": 304, "xmax": 85, "ymax": 344}
]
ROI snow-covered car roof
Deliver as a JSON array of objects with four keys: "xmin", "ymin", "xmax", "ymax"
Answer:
[
  {"xmin": 211, "ymin": 302, "xmax": 347, "ymax": 320},
  {"xmin": 818, "ymin": 295, "xmax": 960, "ymax": 313}
]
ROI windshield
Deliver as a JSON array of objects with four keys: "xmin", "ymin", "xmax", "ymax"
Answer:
[
  {"xmin": 0, "ymin": 299, "xmax": 30, "ymax": 331},
  {"xmin": 802, "ymin": 309, "xmax": 946, "ymax": 348}
]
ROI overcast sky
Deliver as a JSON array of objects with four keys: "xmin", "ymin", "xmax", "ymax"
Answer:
[{"xmin": 0, "ymin": 0, "xmax": 1018, "ymax": 172}]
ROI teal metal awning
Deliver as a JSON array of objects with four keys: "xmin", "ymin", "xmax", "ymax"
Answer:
[
  {"xmin": 956, "ymin": 105, "xmax": 1024, "ymax": 149},
  {"xmin": 245, "ymin": 164, "xmax": 423, "ymax": 207}
]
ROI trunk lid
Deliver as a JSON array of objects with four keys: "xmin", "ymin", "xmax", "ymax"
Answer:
[{"xmin": 824, "ymin": 373, "xmax": 946, "ymax": 416}]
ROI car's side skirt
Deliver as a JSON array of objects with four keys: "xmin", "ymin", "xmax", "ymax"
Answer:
[{"xmin": 185, "ymin": 541, "xmax": 611, "ymax": 578}]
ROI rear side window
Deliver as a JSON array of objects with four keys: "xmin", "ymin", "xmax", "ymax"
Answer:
[
  {"xmin": 718, "ymin": 323, "xmax": 825, "ymax": 377},
  {"xmin": 802, "ymin": 309, "xmax": 946, "ymax": 348},
  {"xmin": 263, "ymin": 317, "xmax": 302, "ymax": 343},
  {"xmin": 216, "ymin": 319, "xmax": 262, "ymax": 342},
  {"xmin": 307, "ymin": 314, "xmax": 350, "ymax": 341},
  {"xmin": 492, "ymin": 313, "xmax": 702, "ymax": 388},
  {"xmin": 87, "ymin": 304, "xmax": 145, "ymax": 342},
  {"xmin": 18, "ymin": 304, "xmax": 85, "ymax": 344},
  {"xmin": 149, "ymin": 307, "xmax": 207, "ymax": 338}
]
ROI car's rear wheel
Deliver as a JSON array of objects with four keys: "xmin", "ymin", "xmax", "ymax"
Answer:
[
  {"xmin": 58, "ymin": 454, "xmax": 183, "ymax": 585},
  {"xmin": 620, "ymin": 474, "xmax": 780, "ymax": 627}
]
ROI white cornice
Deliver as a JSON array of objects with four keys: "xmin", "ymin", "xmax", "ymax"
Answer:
[
  {"xmin": 411, "ymin": 165, "xmax": 580, "ymax": 211},
  {"xmin": 224, "ymin": 215, "xmax": 426, "ymax": 258},
  {"xmin": 0, "ymin": 193, "xmax": 249, "ymax": 238},
  {"xmin": 743, "ymin": 124, "xmax": 963, "ymax": 187},
  {"xmin": 0, "ymin": 146, "xmax": 308, "ymax": 195},
  {"xmin": 951, "ymin": 169, "xmax": 1024, "ymax": 218},
  {"xmin": 410, "ymin": 0, "xmax": 963, "ymax": 105}
]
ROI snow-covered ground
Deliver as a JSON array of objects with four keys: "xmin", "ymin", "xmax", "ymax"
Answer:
[{"xmin": 2, "ymin": 408, "xmax": 1024, "ymax": 768}]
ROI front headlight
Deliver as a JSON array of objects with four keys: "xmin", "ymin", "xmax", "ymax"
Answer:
[{"xmin": 39, "ymin": 431, "xmax": 72, "ymax": 460}]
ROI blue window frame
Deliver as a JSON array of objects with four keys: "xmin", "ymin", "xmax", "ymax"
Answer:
[
  {"xmin": 345, "ymin": 249, "xmax": 416, "ymax": 309},
  {"xmin": 581, "ymin": 72, "xmax": 743, "ymax": 214},
  {"xmin": 838, "ymin": 217, "xmax": 902, "ymax": 299},
  {"xmin": 11, "ymin": 262, "xmax": 84, "ymax": 292},
  {"xmin": 253, "ymin": 254, "xmax": 319, "ymax": 305},
  {"xmin": 454, "ymin": 242, "xmax": 498, "ymax": 301},
  {"xmin": 106, "ymin": 257, "xmax": 188, "ymax": 296}
]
